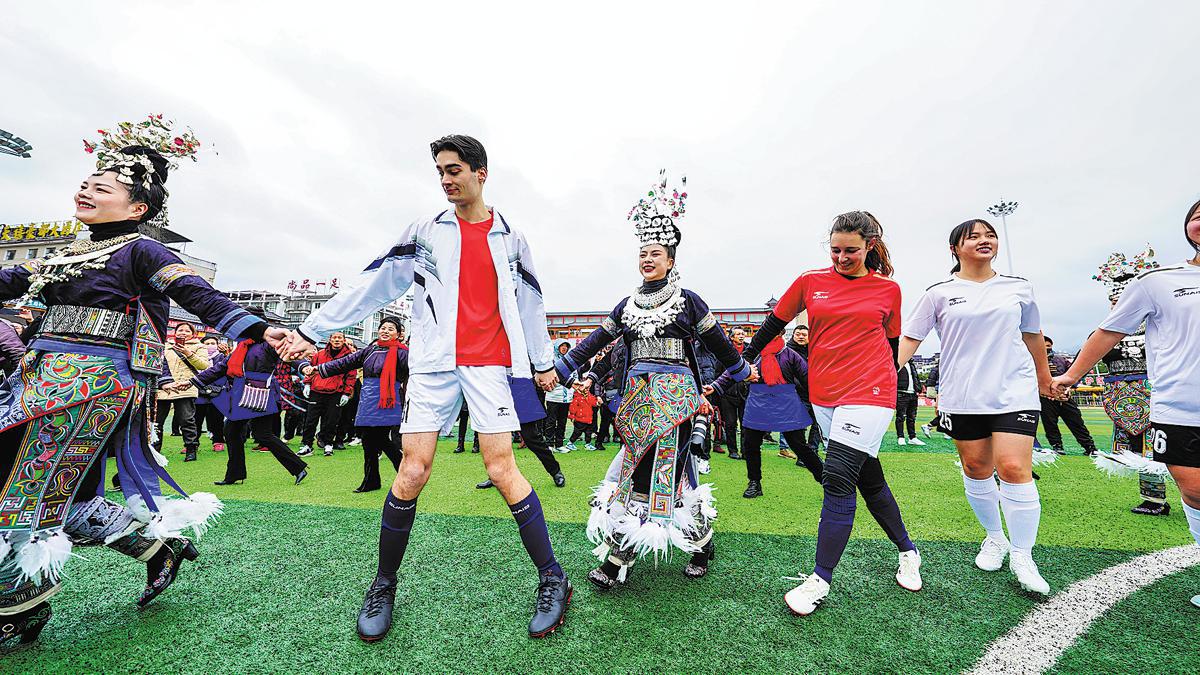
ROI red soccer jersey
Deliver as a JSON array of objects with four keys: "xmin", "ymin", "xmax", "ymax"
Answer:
[
  {"xmin": 772, "ymin": 267, "xmax": 901, "ymax": 408},
  {"xmin": 455, "ymin": 214, "xmax": 511, "ymax": 367}
]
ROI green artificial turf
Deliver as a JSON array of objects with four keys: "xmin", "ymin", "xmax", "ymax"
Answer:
[
  {"xmin": 5, "ymin": 501, "xmax": 1195, "ymax": 674},
  {"xmin": 4, "ymin": 413, "xmax": 1195, "ymax": 673}
]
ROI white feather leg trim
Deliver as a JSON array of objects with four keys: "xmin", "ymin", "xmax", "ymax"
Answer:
[
  {"xmin": 1093, "ymin": 452, "xmax": 1173, "ymax": 479},
  {"xmin": 16, "ymin": 531, "xmax": 73, "ymax": 584},
  {"xmin": 150, "ymin": 448, "xmax": 170, "ymax": 468},
  {"xmin": 1031, "ymin": 449, "xmax": 1059, "ymax": 466},
  {"xmin": 129, "ymin": 493, "xmax": 225, "ymax": 540}
]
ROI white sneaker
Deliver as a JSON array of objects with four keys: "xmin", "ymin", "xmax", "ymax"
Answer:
[
  {"xmin": 784, "ymin": 573, "xmax": 830, "ymax": 616},
  {"xmin": 297, "ymin": 445, "xmax": 313, "ymax": 457},
  {"xmin": 1191, "ymin": 594, "xmax": 1199, "ymax": 609},
  {"xmin": 896, "ymin": 549, "xmax": 923, "ymax": 591},
  {"xmin": 921, "ymin": 424, "xmax": 932, "ymax": 438},
  {"xmin": 584, "ymin": 443, "xmax": 596, "ymax": 451},
  {"xmin": 1009, "ymin": 550, "xmax": 1050, "ymax": 595},
  {"xmin": 897, "ymin": 437, "xmax": 907, "ymax": 446},
  {"xmin": 323, "ymin": 445, "xmax": 334, "ymax": 457},
  {"xmin": 349, "ymin": 438, "xmax": 362, "ymax": 446},
  {"xmin": 975, "ymin": 535, "xmax": 1009, "ymax": 572},
  {"xmin": 907, "ymin": 437, "xmax": 926, "ymax": 447},
  {"xmin": 697, "ymin": 459, "xmax": 711, "ymax": 475},
  {"xmin": 558, "ymin": 445, "xmax": 572, "ymax": 454}
]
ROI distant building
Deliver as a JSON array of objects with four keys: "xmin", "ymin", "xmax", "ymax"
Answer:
[{"xmin": 224, "ymin": 284, "xmax": 411, "ymax": 347}]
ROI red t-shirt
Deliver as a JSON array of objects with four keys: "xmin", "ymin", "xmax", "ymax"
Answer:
[
  {"xmin": 772, "ymin": 267, "xmax": 901, "ymax": 408},
  {"xmin": 455, "ymin": 214, "xmax": 511, "ymax": 367}
]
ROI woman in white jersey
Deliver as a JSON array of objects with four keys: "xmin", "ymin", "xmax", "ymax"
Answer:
[
  {"xmin": 897, "ymin": 219, "xmax": 1055, "ymax": 595},
  {"xmin": 1053, "ymin": 198, "xmax": 1200, "ymax": 609}
]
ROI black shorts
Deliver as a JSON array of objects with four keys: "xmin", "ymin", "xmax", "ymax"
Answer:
[
  {"xmin": 937, "ymin": 410, "xmax": 1040, "ymax": 442},
  {"xmin": 1150, "ymin": 422, "xmax": 1200, "ymax": 468}
]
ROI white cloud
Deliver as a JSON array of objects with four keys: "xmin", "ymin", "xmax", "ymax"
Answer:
[{"xmin": 2, "ymin": 1, "xmax": 1198, "ymax": 352}]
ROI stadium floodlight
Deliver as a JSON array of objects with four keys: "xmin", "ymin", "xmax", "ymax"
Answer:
[
  {"xmin": 986, "ymin": 199, "xmax": 1019, "ymax": 275},
  {"xmin": 0, "ymin": 129, "xmax": 34, "ymax": 158}
]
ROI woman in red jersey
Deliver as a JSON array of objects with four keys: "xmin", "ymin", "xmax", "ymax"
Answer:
[{"xmin": 741, "ymin": 211, "xmax": 921, "ymax": 616}]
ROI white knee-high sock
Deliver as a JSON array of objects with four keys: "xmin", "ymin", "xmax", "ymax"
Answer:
[
  {"xmin": 998, "ymin": 479, "xmax": 1041, "ymax": 556},
  {"xmin": 1184, "ymin": 501, "xmax": 1200, "ymax": 547},
  {"xmin": 962, "ymin": 473, "xmax": 1004, "ymax": 539}
]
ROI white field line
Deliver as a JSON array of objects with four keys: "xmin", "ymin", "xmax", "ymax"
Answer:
[{"xmin": 968, "ymin": 544, "xmax": 1200, "ymax": 675}]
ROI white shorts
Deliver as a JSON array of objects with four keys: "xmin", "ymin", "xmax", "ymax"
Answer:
[
  {"xmin": 812, "ymin": 404, "xmax": 894, "ymax": 458},
  {"xmin": 401, "ymin": 366, "xmax": 520, "ymax": 434}
]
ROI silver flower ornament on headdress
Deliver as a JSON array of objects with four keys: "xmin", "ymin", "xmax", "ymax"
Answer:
[
  {"xmin": 1093, "ymin": 244, "xmax": 1159, "ymax": 304},
  {"xmin": 628, "ymin": 169, "xmax": 687, "ymax": 248}
]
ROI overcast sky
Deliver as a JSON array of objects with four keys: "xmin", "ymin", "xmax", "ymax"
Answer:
[{"xmin": 2, "ymin": 1, "xmax": 1198, "ymax": 352}]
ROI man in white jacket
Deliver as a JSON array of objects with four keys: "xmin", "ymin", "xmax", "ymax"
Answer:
[{"xmin": 284, "ymin": 135, "xmax": 570, "ymax": 641}]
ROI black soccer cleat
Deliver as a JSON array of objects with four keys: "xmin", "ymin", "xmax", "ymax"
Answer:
[
  {"xmin": 743, "ymin": 480, "xmax": 763, "ymax": 498},
  {"xmin": 357, "ymin": 575, "xmax": 397, "ymax": 643},
  {"xmin": 528, "ymin": 571, "xmax": 572, "ymax": 638},
  {"xmin": 553, "ymin": 472, "xmax": 566, "ymax": 488}
]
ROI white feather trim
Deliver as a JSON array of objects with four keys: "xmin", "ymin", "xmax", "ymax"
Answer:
[
  {"xmin": 16, "ymin": 531, "xmax": 73, "ymax": 584},
  {"xmin": 129, "ymin": 493, "xmax": 225, "ymax": 540},
  {"xmin": 1031, "ymin": 449, "xmax": 1059, "ymax": 466},
  {"xmin": 591, "ymin": 542, "xmax": 609, "ymax": 561},
  {"xmin": 1092, "ymin": 451, "xmax": 1173, "ymax": 479},
  {"xmin": 151, "ymin": 448, "xmax": 170, "ymax": 468}
]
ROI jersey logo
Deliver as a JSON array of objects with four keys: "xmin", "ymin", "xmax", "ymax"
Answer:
[
  {"xmin": 948, "ymin": 297, "xmax": 967, "ymax": 306},
  {"xmin": 1016, "ymin": 412, "xmax": 1038, "ymax": 425},
  {"xmin": 872, "ymin": 387, "xmax": 880, "ymax": 395},
  {"xmin": 497, "ymin": 406, "xmax": 511, "ymax": 417},
  {"xmin": 840, "ymin": 422, "xmax": 862, "ymax": 436},
  {"xmin": 1172, "ymin": 286, "xmax": 1200, "ymax": 298},
  {"xmin": 812, "ymin": 291, "xmax": 830, "ymax": 301}
]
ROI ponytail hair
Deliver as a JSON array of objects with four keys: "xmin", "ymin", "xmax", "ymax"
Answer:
[
  {"xmin": 947, "ymin": 219, "xmax": 999, "ymax": 273},
  {"xmin": 830, "ymin": 211, "xmax": 893, "ymax": 277}
]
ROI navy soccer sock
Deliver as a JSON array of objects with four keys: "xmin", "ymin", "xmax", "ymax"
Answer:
[
  {"xmin": 510, "ymin": 490, "xmax": 564, "ymax": 578},
  {"xmin": 862, "ymin": 482, "xmax": 916, "ymax": 553},
  {"xmin": 377, "ymin": 491, "xmax": 417, "ymax": 580},
  {"xmin": 813, "ymin": 492, "xmax": 857, "ymax": 582}
]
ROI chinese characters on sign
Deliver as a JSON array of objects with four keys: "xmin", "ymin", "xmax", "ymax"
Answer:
[{"xmin": 0, "ymin": 220, "xmax": 85, "ymax": 241}]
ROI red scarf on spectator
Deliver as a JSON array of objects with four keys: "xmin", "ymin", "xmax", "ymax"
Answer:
[
  {"xmin": 760, "ymin": 337, "xmax": 786, "ymax": 386},
  {"xmin": 377, "ymin": 339, "xmax": 402, "ymax": 408},
  {"xmin": 227, "ymin": 339, "xmax": 254, "ymax": 378}
]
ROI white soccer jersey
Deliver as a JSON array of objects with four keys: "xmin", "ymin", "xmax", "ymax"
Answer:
[
  {"xmin": 1099, "ymin": 262, "xmax": 1200, "ymax": 425},
  {"xmin": 903, "ymin": 273, "xmax": 1041, "ymax": 414}
]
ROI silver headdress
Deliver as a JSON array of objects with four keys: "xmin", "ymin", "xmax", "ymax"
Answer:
[
  {"xmin": 628, "ymin": 169, "xmax": 686, "ymax": 248},
  {"xmin": 1093, "ymin": 244, "xmax": 1158, "ymax": 304}
]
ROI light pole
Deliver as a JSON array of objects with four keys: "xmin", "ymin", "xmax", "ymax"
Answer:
[
  {"xmin": 0, "ymin": 130, "xmax": 33, "ymax": 158},
  {"xmin": 986, "ymin": 199, "xmax": 1019, "ymax": 274}
]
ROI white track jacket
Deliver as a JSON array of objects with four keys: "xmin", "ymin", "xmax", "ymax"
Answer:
[{"xmin": 298, "ymin": 207, "xmax": 555, "ymax": 379}]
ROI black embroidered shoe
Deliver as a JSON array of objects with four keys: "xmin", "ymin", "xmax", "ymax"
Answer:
[
  {"xmin": 0, "ymin": 602, "xmax": 51, "ymax": 647},
  {"xmin": 684, "ymin": 542, "xmax": 716, "ymax": 579},
  {"xmin": 587, "ymin": 567, "xmax": 618, "ymax": 591},
  {"xmin": 357, "ymin": 575, "xmax": 397, "ymax": 643},
  {"xmin": 528, "ymin": 571, "xmax": 572, "ymax": 638},
  {"xmin": 137, "ymin": 537, "xmax": 199, "ymax": 608}
]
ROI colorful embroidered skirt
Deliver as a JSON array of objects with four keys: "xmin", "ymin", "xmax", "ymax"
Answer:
[{"xmin": 586, "ymin": 367, "xmax": 715, "ymax": 562}]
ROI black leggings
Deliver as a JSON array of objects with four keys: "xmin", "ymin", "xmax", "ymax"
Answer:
[
  {"xmin": 742, "ymin": 428, "xmax": 823, "ymax": 482},
  {"xmin": 359, "ymin": 426, "xmax": 402, "ymax": 490}
]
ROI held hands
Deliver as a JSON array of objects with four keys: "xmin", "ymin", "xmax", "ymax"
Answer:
[
  {"xmin": 1047, "ymin": 375, "xmax": 1075, "ymax": 401},
  {"xmin": 535, "ymin": 369, "xmax": 560, "ymax": 392},
  {"xmin": 301, "ymin": 365, "xmax": 315, "ymax": 377},
  {"xmin": 264, "ymin": 327, "xmax": 290, "ymax": 352},
  {"xmin": 281, "ymin": 331, "xmax": 317, "ymax": 361},
  {"xmin": 747, "ymin": 365, "xmax": 761, "ymax": 383},
  {"xmin": 573, "ymin": 378, "xmax": 593, "ymax": 394},
  {"xmin": 162, "ymin": 381, "xmax": 190, "ymax": 394}
]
